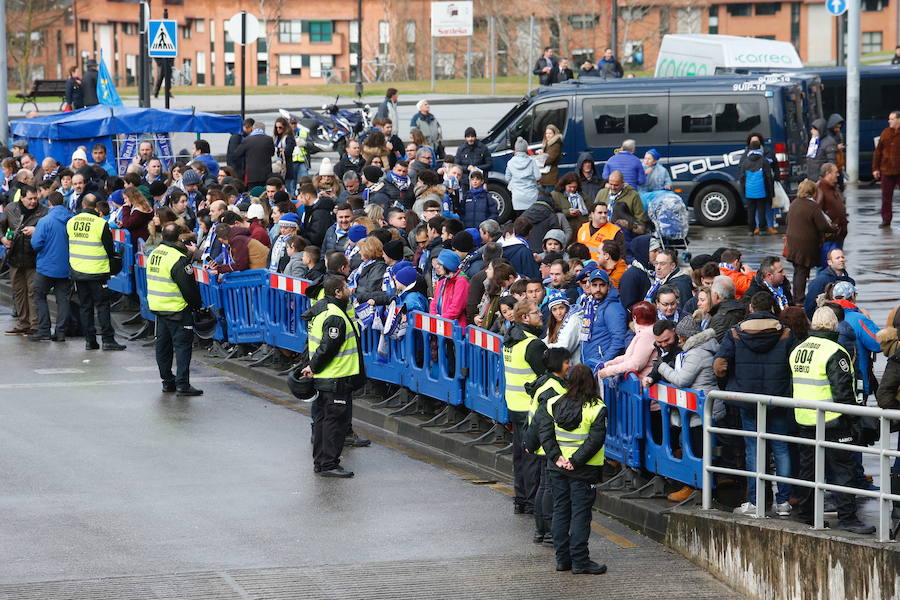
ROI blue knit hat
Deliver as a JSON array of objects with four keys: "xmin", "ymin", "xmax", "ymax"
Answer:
[
  {"xmin": 647, "ymin": 148, "xmax": 661, "ymax": 161},
  {"xmin": 348, "ymin": 224, "xmax": 368, "ymax": 242},
  {"xmin": 395, "ymin": 266, "xmax": 418, "ymax": 288},
  {"xmin": 277, "ymin": 213, "xmax": 300, "ymax": 228},
  {"xmin": 465, "ymin": 227, "xmax": 482, "ymax": 248},
  {"xmin": 437, "ymin": 249, "xmax": 461, "ymax": 273},
  {"xmin": 546, "ymin": 290, "xmax": 570, "ymax": 309}
]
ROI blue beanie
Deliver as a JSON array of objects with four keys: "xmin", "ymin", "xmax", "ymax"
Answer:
[
  {"xmin": 647, "ymin": 148, "xmax": 661, "ymax": 161},
  {"xmin": 347, "ymin": 224, "xmax": 368, "ymax": 242},
  {"xmin": 465, "ymin": 227, "xmax": 482, "ymax": 248},
  {"xmin": 277, "ymin": 212, "xmax": 300, "ymax": 228},
  {"xmin": 395, "ymin": 266, "xmax": 418, "ymax": 288},
  {"xmin": 437, "ymin": 249, "xmax": 461, "ymax": 273}
]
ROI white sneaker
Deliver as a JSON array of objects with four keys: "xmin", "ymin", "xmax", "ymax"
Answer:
[
  {"xmin": 774, "ymin": 502, "xmax": 792, "ymax": 516},
  {"xmin": 733, "ymin": 502, "xmax": 759, "ymax": 516}
]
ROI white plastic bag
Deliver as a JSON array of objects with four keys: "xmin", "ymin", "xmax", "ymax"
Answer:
[{"xmin": 772, "ymin": 181, "xmax": 789, "ymax": 211}]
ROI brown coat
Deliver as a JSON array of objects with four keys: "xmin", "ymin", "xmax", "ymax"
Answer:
[
  {"xmin": 784, "ymin": 196, "xmax": 833, "ymax": 268},
  {"xmin": 873, "ymin": 126, "xmax": 900, "ymax": 176},
  {"xmin": 815, "ymin": 179, "xmax": 848, "ymax": 242},
  {"xmin": 539, "ymin": 135, "xmax": 562, "ymax": 187},
  {"xmin": 362, "ymin": 143, "xmax": 390, "ymax": 168}
]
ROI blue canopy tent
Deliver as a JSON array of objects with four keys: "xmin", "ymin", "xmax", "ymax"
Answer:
[{"xmin": 10, "ymin": 105, "xmax": 241, "ymax": 174}]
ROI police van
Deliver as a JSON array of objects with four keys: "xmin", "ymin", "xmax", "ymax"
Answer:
[{"xmin": 482, "ymin": 76, "xmax": 808, "ymax": 226}]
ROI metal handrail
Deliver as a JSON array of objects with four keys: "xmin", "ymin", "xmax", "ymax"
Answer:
[{"xmin": 701, "ymin": 390, "xmax": 900, "ymax": 543}]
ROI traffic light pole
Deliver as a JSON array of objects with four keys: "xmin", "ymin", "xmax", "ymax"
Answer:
[{"xmin": 846, "ymin": 0, "xmax": 860, "ymax": 183}]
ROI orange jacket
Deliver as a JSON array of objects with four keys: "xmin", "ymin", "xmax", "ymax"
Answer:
[
  {"xmin": 720, "ymin": 266, "xmax": 755, "ymax": 299},
  {"xmin": 605, "ymin": 259, "xmax": 628, "ymax": 289}
]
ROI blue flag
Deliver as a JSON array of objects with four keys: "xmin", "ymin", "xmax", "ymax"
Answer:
[{"xmin": 97, "ymin": 52, "xmax": 123, "ymax": 107}]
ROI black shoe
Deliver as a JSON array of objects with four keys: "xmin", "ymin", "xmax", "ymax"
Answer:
[
  {"xmin": 879, "ymin": 222, "xmax": 891, "ymax": 228},
  {"xmin": 838, "ymin": 520, "xmax": 875, "ymax": 535},
  {"xmin": 319, "ymin": 467, "xmax": 354, "ymax": 478},
  {"xmin": 572, "ymin": 561, "xmax": 607, "ymax": 575},
  {"xmin": 543, "ymin": 532, "xmax": 554, "ymax": 547},
  {"xmin": 176, "ymin": 386, "xmax": 204, "ymax": 397},
  {"xmin": 532, "ymin": 529, "xmax": 545, "ymax": 544},
  {"xmin": 555, "ymin": 562, "xmax": 571, "ymax": 572},
  {"xmin": 102, "ymin": 341, "xmax": 126, "ymax": 351},
  {"xmin": 344, "ymin": 434, "xmax": 371, "ymax": 447},
  {"xmin": 514, "ymin": 504, "xmax": 525, "ymax": 515},
  {"xmin": 162, "ymin": 382, "xmax": 177, "ymax": 393},
  {"xmin": 522, "ymin": 506, "xmax": 534, "ymax": 515},
  {"xmin": 51, "ymin": 334, "xmax": 66, "ymax": 342},
  {"xmin": 28, "ymin": 332, "xmax": 52, "ymax": 342},
  {"xmin": 85, "ymin": 340, "xmax": 100, "ymax": 350}
]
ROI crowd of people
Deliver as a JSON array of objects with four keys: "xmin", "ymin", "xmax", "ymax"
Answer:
[{"xmin": 3, "ymin": 97, "xmax": 900, "ymax": 558}]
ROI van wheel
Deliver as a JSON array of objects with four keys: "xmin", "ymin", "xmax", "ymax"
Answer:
[
  {"xmin": 488, "ymin": 182, "xmax": 513, "ymax": 224},
  {"xmin": 694, "ymin": 184, "xmax": 738, "ymax": 227}
]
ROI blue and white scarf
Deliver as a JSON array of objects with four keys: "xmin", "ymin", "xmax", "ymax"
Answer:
[
  {"xmin": 385, "ymin": 170, "xmax": 410, "ymax": 191},
  {"xmin": 764, "ymin": 279, "xmax": 790, "ymax": 311},
  {"xmin": 348, "ymin": 259, "xmax": 373, "ymax": 290},
  {"xmin": 270, "ymin": 234, "xmax": 289, "ymax": 271},
  {"xmin": 657, "ymin": 308, "xmax": 682, "ymax": 322}
]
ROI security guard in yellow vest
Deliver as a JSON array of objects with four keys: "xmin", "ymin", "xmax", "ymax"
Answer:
[
  {"xmin": 301, "ymin": 276, "xmax": 366, "ymax": 478},
  {"xmin": 147, "ymin": 223, "xmax": 203, "ymax": 396},
  {"xmin": 291, "ymin": 121, "xmax": 310, "ymax": 182},
  {"xmin": 524, "ymin": 347, "xmax": 571, "ymax": 546},
  {"xmin": 503, "ymin": 299, "xmax": 547, "ymax": 514},
  {"xmin": 66, "ymin": 195, "xmax": 125, "ymax": 351},
  {"xmin": 537, "ymin": 363, "xmax": 608, "ymax": 575},
  {"xmin": 790, "ymin": 307, "xmax": 874, "ymax": 534}
]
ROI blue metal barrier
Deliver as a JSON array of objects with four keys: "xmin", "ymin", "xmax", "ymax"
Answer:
[
  {"xmin": 359, "ymin": 324, "xmax": 408, "ymax": 387},
  {"xmin": 601, "ymin": 373, "xmax": 643, "ymax": 467},
  {"xmin": 644, "ymin": 382, "xmax": 707, "ymax": 487},
  {"xmin": 220, "ymin": 269, "xmax": 269, "ymax": 344},
  {"xmin": 405, "ymin": 311, "xmax": 465, "ymax": 406},
  {"xmin": 193, "ymin": 266, "xmax": 224, "ymax": 341},
  {"xmin": 108, "ymin": 229, "xmax": 134, "ymax": 295},
  {"xmin": 463, "ymin": 327, "xmax": 508, "ymax": 423},
  {"xmin": 134, "ymin": 252, "xmax": 155, "ymax": 323},
  {"xmin": 265, "ymin": 273, "xmax": 311, "ymax": 353}
]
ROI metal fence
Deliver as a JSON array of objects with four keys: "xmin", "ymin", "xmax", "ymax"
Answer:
[{"xmin": 701, "ymin": 390, "xmax": 900, "ymax": 543}]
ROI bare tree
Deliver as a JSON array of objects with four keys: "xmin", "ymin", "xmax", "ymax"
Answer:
[
  {"xmin": 6, "ymin": 0, "xmax": 65, "ymax": 92},
  {"xmin": 257, "ymin": 0, "xmax": 285, "ymax": 84}
]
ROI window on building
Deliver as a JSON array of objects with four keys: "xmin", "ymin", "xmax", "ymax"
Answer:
[
  {"xmin": 258, "ymin": 32, "xmax": 267, "ymax": 53},
  {"xmin": 196, "ymin": 51, "xmax": 206, "ymax": 85},
  {"xmin": 279, "ymin": 20, "xmax": 302, "ymax": 44},
  {"xmin": 308, "ymin": 21, "xmax": 333, "ymax": 43},
  {"xmin": 862, "ymin": 0, "xmax": 886, "ymax": 11},
  {"xmin": 195, "ymin": 19, "xmax": 205, "ymax": 33},
  {"xmin": 224, "ymin": 30, "xmax": 234, "ymax": 53},
  {"xmin": 791, "ymin": 3, "xmax": 800, "ymax": 48},
  {"xmin": 279, "ymin": 54, "xmax": 303, "ymax": 76},
  {"xmin": 754, "ymin": 3, "xmax": 781, "ymax": 16},
  {"xmin": 726, "ymin": 3, "xmax": 752, "ymax": 17},
  {"xmin": 676, "ymin": 8, "xmax": 701, "ymax": 34},
  {"xmin": 862, "ymin": 31, "xmax": 883, "ymax": 53},
  {"xmin": 756, "ymin": 35, "xmax": 776, "ymax": 40},
  {"xmin": 307, "ymin": 54, "xmax": 334, "ymax": 79},
  {"xmin": 66, "ymin": 43, "xmax": 75, "ymax": 57},
  {"xmin": 569, "ymin": 14, "xmax": 598, "ymax": 30},
  {"xmin": 121, "ymin": 22, "xmax": 136, "ymax": 35},
  {"xmin": 183, "ymin": 21, "xmax": 192, "ymax": 39},
  {"xmin": 620, "ymin": 7, "xmax": 649, "ymax": 21},
  {"xmin": 708, "ymin": 6, "xmax": 719, "ymax": 34},
  {"xmin": 379, "ymin": 20, "xmax": 390, "ymax": 57},
  {"xmin": 80, "ymin": 19, "xmax": 89, "ymax": 32}
]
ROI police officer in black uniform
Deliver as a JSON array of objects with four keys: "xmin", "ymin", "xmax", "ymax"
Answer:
[
  {"xmin": 301, "ymin": 276, "xmax": 366, "ymax": 477},
  {"xmin": 146, "ymin": 223, "xmax": 203, "ymax": 396}
]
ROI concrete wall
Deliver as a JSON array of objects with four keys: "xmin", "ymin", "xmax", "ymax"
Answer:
[{"xmin": 666, "ymin": 510, "xmax": 900, "ymax": 600}]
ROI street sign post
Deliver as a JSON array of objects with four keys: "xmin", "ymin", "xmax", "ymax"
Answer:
[
  {"xmin": 226, "ymin": 11, "xmax": 260, "ymax": 120},
  {"xmin": 430, "ymin": 1, "xmax": 474, "ymax": 92},
  {"xmin": 148, "ymin": 19, "xmax": 178, "ymax": 58},
  {"xmin": 826, "ymin": 0, "xmax": 848, "ymax": 16}
]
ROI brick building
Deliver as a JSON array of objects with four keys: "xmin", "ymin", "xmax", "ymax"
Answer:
[{"xmin": 11, "ymin": 0, "xmax": 900, "ymax": 89}]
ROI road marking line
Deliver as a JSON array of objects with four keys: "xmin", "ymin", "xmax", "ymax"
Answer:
[
  {"xmin": 34, "ymin": 368, "xmax": 86, "ymax": 375},
  {"xmin": 488, "ymin": 483, "xmax": 515, "ymax": 497},
  {"xmin": 591, "ymin": 521, "xmax": 638, "ymax": 549},
  {"xmin": 0, "ymin": 376, "xmax": 232, "ymax": 390}
]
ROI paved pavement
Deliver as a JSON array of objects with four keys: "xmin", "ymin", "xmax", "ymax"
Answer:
[{"xmin": 0, "ymin": 309, "xmax": 741, "ymax": 598}]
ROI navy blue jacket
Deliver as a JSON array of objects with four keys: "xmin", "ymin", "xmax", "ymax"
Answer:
[
  {"xmin": 460, "ymin": 186, "xmax": 498, "ymax": 229},
  {"xmin": 804, "ymin": 267, "xmax": 856, "ymax": 317},
  {"xmin": 713, "ymin": 313, "xmax": 796, "ymax": 398},
  {"xmin": 617, "ymin": 234, "xmax": 654, "ymax": 311},
  {"xmin": 501, "ymin": 238, "xmax": 540, "ymax": 280},
  {"xmin": 30, "ymin": 205, "xmax": 73, "ymax": 278}
]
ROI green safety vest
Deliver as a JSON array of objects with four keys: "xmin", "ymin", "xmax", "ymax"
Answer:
[
  {"xmin": 308, "ymin": 302, "xmax": 360, "ymax": 380},
  {"xmin": 146, "ymin": 244, "xmax": 188, "ymax": 313},
  {"xmin": 66, "ymin": 212, "xmax": 110, "ymax": 275},
  {"xmin": 292, "ymin": 128, "xmax": 309, "ymax": 163},
  {"xmin": 547, "ymin": 396, "xmax": 605, "ymax": 466},
  {"xmin": 504, "ymin": 331, "xmax": 538, "ymax": 412},
  {"xmin": 790, "ymin": 335, "xmax": 853, "ymax": 426},
  {"xmin": 528, "ymin": 376, "xmax": 567, "ymax": 456}
]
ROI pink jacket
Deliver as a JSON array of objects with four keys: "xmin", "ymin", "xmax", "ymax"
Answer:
[
  {"xmin": 600, "ymin": 323, "xmax": 657, "ymax": 378},
  {"xmin": 429, "ymin": 273, "xmax": 470, "ymax": 327}
]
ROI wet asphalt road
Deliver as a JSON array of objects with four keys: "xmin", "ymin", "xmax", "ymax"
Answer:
[{"xmin": 0, "ymin": 307, "xmax": 739, "ymax": 598}]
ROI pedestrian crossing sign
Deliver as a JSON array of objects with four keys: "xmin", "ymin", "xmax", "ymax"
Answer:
[{"xmin": 148, "ymin": 19, "xmax": 178, "ymax": 58}]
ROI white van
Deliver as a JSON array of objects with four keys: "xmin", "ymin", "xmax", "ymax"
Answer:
[{"xmin": 655, "ymin": 34, "xmax": 803, "ymax": 78}]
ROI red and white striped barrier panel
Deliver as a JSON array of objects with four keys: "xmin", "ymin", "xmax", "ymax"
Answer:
[
  {"xmin": 468, "ymin": 327, "xmax": 501, "ymax": 353},
  {"xmin": 648, "ymin": 383, "xmax": 699, "ymax": 412},
  {"xmin": 414, "ymin": 313, "xmax": 454, "ymax": 338},
  {"xmin": 111, "ymin": 229, "xmax": 127, "ymax": 243},
  {"xmin": 193, "ymin": 266, "xmax": 211, "ymax": 284},
  {"xmin": 136, "ymin": 252, "xmax": 146, "ymax": 268},
  {"xmin": 269, "ymin": 273, "xmax": 309, "ymax": 295}
]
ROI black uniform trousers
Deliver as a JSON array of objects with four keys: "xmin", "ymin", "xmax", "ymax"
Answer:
[
  {"xmin": 550, "ymin": 470, "xmax": 596, "ymax": 568},
  {"xmin": 313, "ymin": 388, "xmax": 349, "ymax": 472},
  {"xmin": 510, "ymin": 409, "xmax": 541, "ymax": 510},
  {"xmin": 156, "ymin": 311, "xmax": 194, "ymax": 389},
  {"xmin": 76, "ymin": 279, "xmax": 115, "ymax": 342},
  {"xmin": 795, "ymin": 424, "xmax": 858, "ymax": 525}
]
